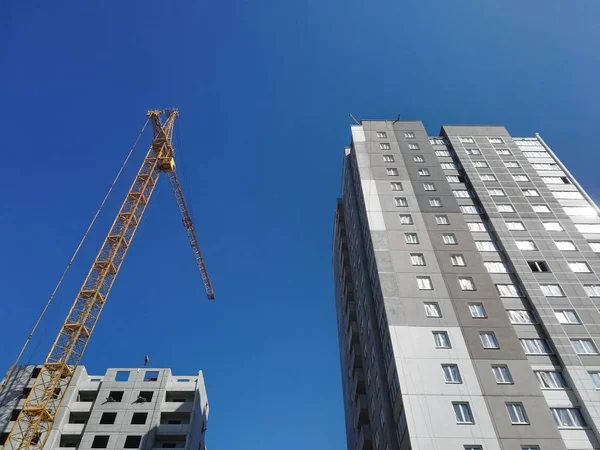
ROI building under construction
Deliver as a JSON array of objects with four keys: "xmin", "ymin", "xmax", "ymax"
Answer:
[{"xmin": 0, "ymin": 366, "xmax": 208, "ymax": 450}]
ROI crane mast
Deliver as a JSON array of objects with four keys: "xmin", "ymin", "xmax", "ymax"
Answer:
[{"xmin": 2, "ymin": 109, "xmax": 214, "ymax": 450}]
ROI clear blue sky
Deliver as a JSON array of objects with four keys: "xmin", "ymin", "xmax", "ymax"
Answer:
[{"xmin": 1, "ymin": 1, "xmax": 599, "ymax": 449}]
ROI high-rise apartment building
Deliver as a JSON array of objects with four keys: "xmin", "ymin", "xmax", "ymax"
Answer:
[
  {"xmin": 333, "ymin": 121, "xmax": 600, "ymax": 450},
  {"xmin": 0, "ymin": 366, "xmax": 208, "ymax": 450}
]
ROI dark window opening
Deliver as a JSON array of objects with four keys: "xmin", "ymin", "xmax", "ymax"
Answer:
[
  {"xmin": 131, "ymin": 413, "xmax": 148, "ymax": 425},
  {"xmin": 162, "ymin": 445, "xmax": 176, "ymax": 449},
  {"xmin": 11, "ymin": 410, "xmax": 21, "ymax": 421},
  {"xmin": 60, "ymin": 435, "xmax": 82, "ymax": 448},
  {"xmin": 52, "ymin": 387, "xmax": 61, "ymax": 399},
  {"xmin": 91, "ymin": 436, "xmax": 110, "ymax": 448},
  {"xmin": 0, "ymin": 433, "xmax": 9, "ymax": 445},
  {"xmin": 31, "ymin": 368, "xmax": 41, "ymax": 378},
  {"xmin": 167, "ymin": 420, "xmax": 181, "ymax": 425},
  {"xmin": 106, "ymin": 391, "xmax": 124, "ymax": 402},
  {"xmin": 561, "ymin": 177, "xmax": 571, "ymax": 184},
  {"xmin": 137, "ymin": 391, "xmax": 153, "ymax": 403},
  {"xmin": 21, "ymin": 388, "xmax": 31, "ymax": 399},
  {"xmin": 124, "ymin": 436, "xmax": 142, "ymax": 448},
  {"xmin": 31, "ymin": 433, "xmax": 41, "ymax": 445},
  {"xmin": 69, "ymin": 412, "xmax": 89, "ymax": 424},
  {"xmin": 100, "ymin": 413, "xmax": 117, "ymax": 425},
  {"xmin": 528, "ymin": 261, "xmax": 550, "ymax": 273},
  {"xmin": 78, "ymin": 391, "xmax": 98, "ymax": 402}
]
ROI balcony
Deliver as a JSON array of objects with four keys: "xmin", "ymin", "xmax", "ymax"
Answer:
[
  {"xmin": 357, "ymin": 424, "xmax": 373, "ymax": 450},
  {"xmin": 354, "ymin": 395, "xmax": 369, "ymax": 428},
  {"xmin": 348, "ymin": 323, "xmax": 360, "ymax": 347},
  {"xmin": 352, "ymin": 370, "xmax": 366, "ymax": 399},
  {"xmin": 350, "ymin": 345, "xmax": 363, "ymax": 371},
  {"xmin": 156, "ymin": 424, "xmax": 189, "ymax": 435}
]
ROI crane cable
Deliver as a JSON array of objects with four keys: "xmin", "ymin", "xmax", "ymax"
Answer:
[{"xmin": 0, "ymin": 118, "xmax": 149, "ymax": 395}]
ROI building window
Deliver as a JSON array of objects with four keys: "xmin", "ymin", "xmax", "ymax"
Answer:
[
  {"xmin": 572, "ymin": 339, "xmax": 598, "ymax": 355},
  {"xmin": 584, "ymin": 285, "xmax": 600, "ymax": 297},
  {"xmin": 430, "ymin": 138, "xmax": 449, "ymax": 145},
  {"xmin": 387, "ymin": 168, "xmax": 399, "ymax": 176},
  {"xmin": 91, "ymin": 436, "xmax": 110, "ymax": 449},
  {"xmin": 535, "ymin": 371, "xmax": 567, "ymax": 389},
  {"xmin": 465, "ymin": 447, "xmax": 483, "ymax": 450},
  {"xmin": 469, "ymin": 303, "xmax": 486, "ymax": 318},
  {"xmin": 532, "ymin": 162, "xmax": 559, "ymax": 170},
  {"xmin": 443, "ymin": 234, "xmax": 457, "ymax": 245},
  {"xmin": 497, "ymin": 204, "xmax": 515, "ymax": 213},
  {"xmin": 541, "ymin": 176, "xmax": 571, "ymax": 184},
  {"xmin": 554, "ymin": 240, "xmax": 576, "ymax": 251},
  {"xmin": 476, "ymin": 241, "xmax": 499, "ymax": 251},
  {"xmin": 492, "ymin": 365, "xmax": 513, "ymax": 384},
  {"xmin": 568, "ymin": 262, "xmax": 592, "ymax": 273},
  {"xmin": 521, "ymin": 339, "xmax": 552, "ymax": 355},
  {"xmin": 405, "ymin": 233, "xmax": 419, "ymax": 244},
  {"xmin": 577, "ymin": 224, "xmax": 600, "ymax": 233},
  {"xmin": 489, "ymin": 137, "xmax": 504, "ymax": 144},
  {"xmin": 454, "ymin": 189, "xmax": 472, "ymax": 198},
  {"xmin": 466, "ymin": 148, "xmax": 482, "ymax": 155},
  {"xmin": 523, "ymin": 151, "xmax": 550, "ymax": 158},
  {"xmin": 551, "ymin": 408, "xmax": 587, "ymax": 428},
  {"xmin": 567, "ymin": 201, "xmax": 596, "ymax": 213},
  {"xmin": 436, "ymin": 150, "xmax": 452, "ymax": 157},
  {"xmin": 506, "ymin": 403, "xmax": 529, "ymax": 424},
  {"xmin": 459, "ymin": 277, "xmax": 476, "ymax": 291},
  {"xmin": 480, "ymin": 174, "xmax": 497, "ymax": 181},
  {"xmin": 441, "ymin": 162, "xmax": 461, "ymax": 169},
  {"xmin": 131, "ymin": 413, "xmax": 148, "ymax": 425},
  {"xmin": 423, "ymin": 182, "xmax": 436, "ymax": 191},
  {"xmin": 497, "ymin": 149, "xmax": 511, "ymax": 155},
  {"xmin": 408, "ymin": 143, "xmax": 420, "ymax": 150},
  {"xmin": 380, "ymin": 143, "xmax": 391, "ymax": 150},
  {"xmin": 424, "ymin": 302, "xmax": 441, "ymax": 318},
  {"xmin": 383, "ymin": 155, "xmax": 395, "ymax": 162},
  {"xmin": 442, "ymin": 364, "xmax": 462, "ymax": 383},
  {"xmin": 377, "ymin": 132, "xmax": 387, "ymax": 138},
  {"xmin": 589, "ymin": 242, "xmax": 600, "ymax": 252},
  {"xmin": 429, "ymin": 198, "xmax": 443, "ymax": 207},
  {"xmin": 505, "ymin": 161, "xmax": 520, "ymax": 168},
  {"xmin": 395, "ymin": 197, "xmax": 408, "ymax": 207},
  {"xmin": 532, "ymin": 204, "xmax": 551, "ymax": 213},
  {"xmin": 418, "ymin": 168, "xmax": 430, "ymax": 176},
  {"xmin": 506, "ymin": 221, "xmax": 525, "ymax": 231},
  {"xmin": 435, "ymin": 215, "xmax": 450, "ymax": 225},
  {"xmin": 451, "ymin": 254, "xmax": 466, "ymax": 266},
  {"xmin": 488, "ymin": 189, "xmax": 506, "ymax": 196},
  {"xmin": 496, "ymin": 284, "xmax": 522, "ymax": 297},
  {"xmin": 460, "ymin": 137, "xmax": 475, "ymax": 144},
  {"xmin": 484, "ymin": 262, "xmax": 509, "ymax": 273},
  {"xmin": 404, "ymin": 132, "xmax": 415, "ymax": 138},
  {"xmin": 468, "ymin": 222, "xmax": 488, "ymax": 232},
  {"xmin": 433, "ymin": 331, "xmax": 451, "ymax": 348},
  {"xmin": 391, "ymin": 182, "xmax": 403, "ymax": 191},
  {"xmin": 446, "ymin": 175, "xmax": 462, "ymax": 183},
  {"xmin": 589, "ymin": 372, "xmax": 600, "ymax": 389},
  {"xmin": 555, "ymin": 310, "xmax": 580, "ymax": 324},
  {"xmin": 417, "ymin": 276, "xmax": 433, "ymax": 290},
  {"xmin": 399, "ymin": 214, "xmax": 413, "ymax": 225},
  {"xmin": 517, "ymin": 239, "xmax": 538, "ymax": 251},
  {"xmin": 513, "ymin": 174, "xmax": 530, "ymax": 182},
  {"xmin": 99, "ymin": 413, "xmax": 117, "ymax": 425},
  {"xmin": 544, "ymin": 222, "xmax": 564, "ymax": 231},
  {"xmin": 411, "ymin": 253, "xmax": 425, "ymax": 266},
  {"xmin": 540, "ymin": 284, "xmax": 565, "ymax": 297},
  {"xmin": 461, "ymin": 205, "xmax": 481, "ymax": 214},
  {"xmin": 523, "ymin": 189, "xmax": 540, "ymax": 197},
  {"xmin": 414, "ymin": 155, "xmax": 425, "ymax": 163},
  {"xmin": 554, "ymin": 191, "xmax": 584, "ymax": 199},
  {"xmin": 528, "ymin": 261, "xmax": 550, "ymax": 272},
  {"xmin": 507, "ymin": 310, "xmax": 536, "ymax": 324},
  {"xmin": 453, "ymin": 402, "xmax": 474, "ymax": 423},
  {"xmin": 480, "ymin": 332, "xmax": 499, "ymax": 349},
  {"xmin": 473, "ymin": 161, "xmax": 488, "ymax": 168},
  {"xmin": 124, "ymin": 436, "xmax": 142, "ymax": 449}
]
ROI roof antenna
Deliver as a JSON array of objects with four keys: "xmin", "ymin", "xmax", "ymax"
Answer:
[
  {"xmin": 393, "ymin": 113, "xmax": 401, "ymax": 124},
  {"xmin": 349, "ymin": 114, "xmax": 359, "ymax": 125}
]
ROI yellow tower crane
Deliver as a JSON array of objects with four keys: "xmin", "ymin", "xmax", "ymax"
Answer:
[{"xmin": 1, "ymin": 109, "xmax": 214, "ymax": 450}]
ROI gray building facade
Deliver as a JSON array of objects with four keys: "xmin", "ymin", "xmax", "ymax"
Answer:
[
  {"xmin": 0, "ymin": 366, "xmax": 208, "ymax": 450},
  {"xmin": 333, "ymin": 120, "xmax": 600, "ymax": 450}
]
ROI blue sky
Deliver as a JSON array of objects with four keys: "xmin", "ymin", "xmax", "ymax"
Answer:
[{"xmin": 1, "ymin": 1, "xmax": 599, "ymax": 449}]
